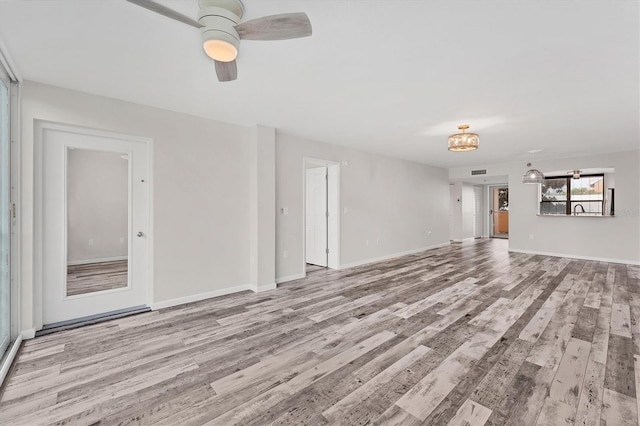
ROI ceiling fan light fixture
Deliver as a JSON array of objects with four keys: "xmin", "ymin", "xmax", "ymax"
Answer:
[
  {"xmin": 202, "ymin": 30, "xmax": 239, "ymax": 62},
  {"xmin": 448, "ymin": 124, "xmax": 479, "ymax": 152}
]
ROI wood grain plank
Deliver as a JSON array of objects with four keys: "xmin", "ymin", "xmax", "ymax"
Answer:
[
  {"xmin": 548, "ymin": 337, "xmax": 591, "ymax": 408},
  {"xmin": 447, "ymin": 398, "xmax": 492, "ymax": 425},
  {"xmin": 601, "ymin": 388, "xmax": 638, "ymax": 426}
]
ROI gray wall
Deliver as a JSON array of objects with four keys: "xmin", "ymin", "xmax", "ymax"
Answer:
[
  {"xmin": 67, "ymin": 149, "xmax": 128, "ymax": 263},
  {"xmin": 276, "ymin": 132, "xmax": 450, "ymax": 280},
  {"xmin": 20, "ymin": 81, "xmax": 255, "ymax": 331},
  {"xmin": 449, "ymin": 150, "xmax": 640, "ymax": 264}
]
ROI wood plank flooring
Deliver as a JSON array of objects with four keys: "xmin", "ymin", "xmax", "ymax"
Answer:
[
  {"xmin": 2, "ymin": 239, "xmax": 639, "ymax": 425},
  {"xmin": 66, "ymin": 260, "xmax": 128, "ymax": 296}
]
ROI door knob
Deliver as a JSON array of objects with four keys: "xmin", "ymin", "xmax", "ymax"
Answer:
[{"xmin": 137, "ymin": 231, "xmax": 144, "ymax": 237}]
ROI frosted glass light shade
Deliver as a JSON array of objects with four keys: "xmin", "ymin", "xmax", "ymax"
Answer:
[
  {"xmin": 203, "ymin": 39, "xmax": 238, "ymax": 62},
  {"xmin": 522, "ymin": 168, "xmax": 545, "ymax": 184},
  {"xmin": 202, "ymin": 28, "xmax": 239, "ymax": 62}
]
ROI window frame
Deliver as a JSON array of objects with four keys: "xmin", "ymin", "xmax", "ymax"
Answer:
[{"xmin": 539, "ymin": 173, "xmax": 605, "ymax": 216}]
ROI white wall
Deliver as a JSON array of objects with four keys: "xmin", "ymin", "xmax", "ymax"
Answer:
[
  {"xmin": 449, "ymin": 182, "xmax": 481, "ymax": 241},
  {"xmin": 20, "ymin": 81, "xmax": 258, "ymax": 331},
  {"xmin": 67, "ymin": 149, "xmax": 128, "ymax": 263},
  {"xmin": 276, "ymin": 132, "xmax": 450, "ymax": 280},
  {"xmin": 449, "ymin": 150, "xmax": 640, "ymax": 264}
]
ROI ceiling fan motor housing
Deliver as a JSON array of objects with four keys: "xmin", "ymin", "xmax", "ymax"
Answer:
[
  {"xmin": 199, "ymin": 0, "xmax": 244, "ymax": 18},
  {"xmin": 199, "ymin": 6, "xmax": 241, "ymax": 61}
]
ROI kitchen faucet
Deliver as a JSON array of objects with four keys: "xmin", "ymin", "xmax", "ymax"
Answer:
[{"xmin": 573, "ymin": 204, "xmax": 585, "ymax": 215}]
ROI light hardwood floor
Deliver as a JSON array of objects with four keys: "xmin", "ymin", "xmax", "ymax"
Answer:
[
  {"xmin": 1, "ymin": 239, "xmax": 639, "ymax": 425},
  {"xmin": 66, "ymin": 260, "xmax": 128, "ymax": 296}
]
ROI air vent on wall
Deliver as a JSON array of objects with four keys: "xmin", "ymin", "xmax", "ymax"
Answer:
[{"xmin": 471, "ymin": 169, "xmax": 487, "ymax": 176}]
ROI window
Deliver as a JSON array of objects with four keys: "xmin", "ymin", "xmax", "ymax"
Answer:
[{"xmin": 540, "ymin": 174, "xmax": 604, "ymax": 216}]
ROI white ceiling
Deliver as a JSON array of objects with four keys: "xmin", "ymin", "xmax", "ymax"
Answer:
[{"xmin": 0, "ymin": 0, "xmax": 637, "ymax": 168}]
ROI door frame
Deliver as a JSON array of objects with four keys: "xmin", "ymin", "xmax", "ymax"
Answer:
[
  {"xmin": 305, "ymin": 166, "xmax": 328, "ymax": 267},
  {"xmin": 489, "ymin": 184, "xmax": 509, "ymax": 239},
  {"xmin": 0, "ymin": 43, "xmax": 20, "ymax": 385},
  {"xmin": 302, "ymin": 157, "xmax": 340, "ymax": 276},
  {"xmin": 33, "ymin": 121, "xmax": 154, "ymax": 331}
]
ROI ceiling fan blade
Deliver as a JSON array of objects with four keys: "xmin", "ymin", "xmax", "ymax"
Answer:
[
  {"xmin": 215, "ymin": 60, "xmax": 237, "ymax": 82},
  {"xmin": 126, "ymin": 0, "xmax": 203, "ymax": 28},
  {"xmin": 235, "ymin": 13, "xmax": 312, "ymax": 41}
]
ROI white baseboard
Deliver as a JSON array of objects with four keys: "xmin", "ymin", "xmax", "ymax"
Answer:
[
  {"xmin": 252, "ymin": 283, "xmax": 277, "ymax": 293},
  {"xmin": 338, "ymin": 242, "xmax": 451, "ymax": 270},
  {"xmin": 509, "ymin": 248, "xmax": 640, "ymax": 266},
  {"xmin": 276, "ymin": 273, "xmax": 306, "ymax": 284},
  {"xmin": 0, "ymin": 335, "xmax": 22, "ymax": 387},
  {"xmin": 150, "ymin": 284, "xmax": 252, "ymax": 310},
  {"xmin": 451, "ymin": 237, "xmax": 478, "ymax": 242},
  {"xmin": 67, "ymin": 256, "xmax": 128, "ymax": 266},
  {"xmin": 20, "ymin": 329, "xmax": 35, "ymax": 339}
]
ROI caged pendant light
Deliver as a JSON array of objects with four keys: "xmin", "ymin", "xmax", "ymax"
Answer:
[{"xmin": 522, "ymin": 151, "xmax": 545, "ymax": 184}]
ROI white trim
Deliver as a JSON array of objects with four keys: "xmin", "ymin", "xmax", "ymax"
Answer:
[
  {"xmin": 0, "ymin": 335, "xmax": 22, "ymax": 386},
  {"xmin": 276, "ymin": 272, "xmax": 306, "ymax": 284},
  {"xmin": 20, "ymin": 329, "xmax": 35, "ymax": 339},
  {"xmin": 338, "ymin": 242, "xmax": 451, "ymax": 270},
  {"xmin": 66, "ymin": 256, "xmax": 128, "ymax": 266},
  {"xmin": 150, "ymin": 281, "xmax": 276, "ymax": 311},
  {"xmin": 150, "ymin": 284, "xmax": 252, "ymax": 310},
  {"xmin": 0, "ymin": 38, "xmax": 21, "ymax": 82},
  {"xmin": 252, "ymin": 283, "xmax": 277, "ymax": 293},
  {"xmin": 147, "ymin": 136, "xmax": 155, "ymax": 315},
  {"xmin": 451, "ymin": 237, "xmax": 477, "ymax": 242},
  {"xmin": 509, "ymin": 248, "xmax": 640, "ymax": 266},
  {"xmin": 9, "ymin": 81, "xmax": 20, "ymax": 342}
]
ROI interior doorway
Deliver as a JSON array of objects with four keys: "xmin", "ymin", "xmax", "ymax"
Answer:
[
  {"xmin": 304, "ymin": 158, "xmax": 339, "ymax": 273},
  {"xmin": 490, "ymin": 186, "xmax": 509, "ymax": 239},
  {"xmin": 36, "ymin": 123, "xmax": 151, "ymax": 327}
]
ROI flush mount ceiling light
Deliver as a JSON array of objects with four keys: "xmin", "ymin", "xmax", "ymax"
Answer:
[
  {"xmin": 522, "ymin": 150, "xmax": 545, "ymax": 184},
  {"xmin": 448, "ymin": 124, "xmax": 479, "ymax": 152}
]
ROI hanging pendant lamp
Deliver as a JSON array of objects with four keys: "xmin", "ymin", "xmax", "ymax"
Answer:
[
  {"xmin": 448, "ymin": 124, "xmax": 479, "ymax": 152},
  {"xmin": 522, "ymin": 151, "xmax": 544, "ymax": 184}
]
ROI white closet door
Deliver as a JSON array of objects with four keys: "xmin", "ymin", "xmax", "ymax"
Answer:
[
  {"xmin": 473, "ymin": 186, "xmax": 483, "ymax": 238},
  {"xmin": 305, "ymin": 167, "xmax": 327, "ymax": 267}
]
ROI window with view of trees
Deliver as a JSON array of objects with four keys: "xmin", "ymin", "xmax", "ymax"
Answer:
[{"xmin": 540, "ymin": 174, "xmax": 604, "ymax": 216}]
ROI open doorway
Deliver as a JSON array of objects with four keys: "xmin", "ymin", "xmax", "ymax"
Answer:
[
  {"xmin": 490, "ymin": 186, "xmax": 509, "ymax": 239},
  {"xmin": 304, "ymin": 158, "xmax": 339, "ymax": 273}
]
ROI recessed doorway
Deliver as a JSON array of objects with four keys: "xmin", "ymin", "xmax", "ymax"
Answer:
[
  {"xmin": 303, "ymin": 158, "xmax": 339, "ymax": 273},
  {"xmin": 490, "ymin": 186, "xmax": 509, "ymax": 239}
]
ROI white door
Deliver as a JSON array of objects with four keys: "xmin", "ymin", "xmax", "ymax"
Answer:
[
  {"xmin": 473, "ymin": 185, "xmax": 483, "ymax": 238},
  {"xmin": 41, "ymin": 127, "xmax": 149, "ymax": 324},
  {"xmin": 305, "ymin": 167, "xmax": 327, "ymax": 267}
]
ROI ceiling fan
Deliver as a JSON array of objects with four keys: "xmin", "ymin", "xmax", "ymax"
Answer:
[{"xmin": 126, "ymin": 0, "xmax": 312, "ymax": 82}]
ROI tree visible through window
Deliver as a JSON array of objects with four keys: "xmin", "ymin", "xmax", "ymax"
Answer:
[{"xmin": 540, "ymin": 175, "xmax": 604, "ymax": 215}]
